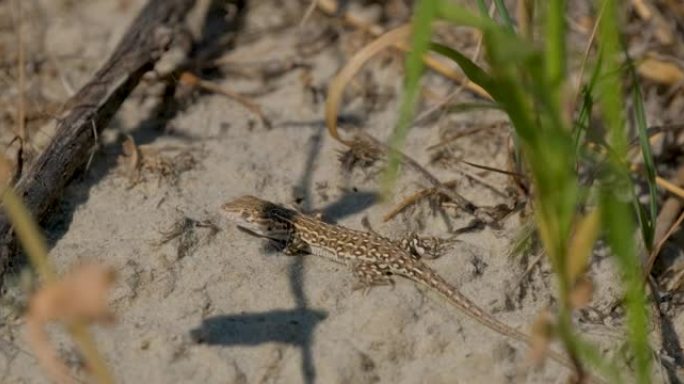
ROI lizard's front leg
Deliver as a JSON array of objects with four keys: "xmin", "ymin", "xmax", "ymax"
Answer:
[{"xmin": 282, "ymin": 233, "xmax": 310, "ymax": 255}]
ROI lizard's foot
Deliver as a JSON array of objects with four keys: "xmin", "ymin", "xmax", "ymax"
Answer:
[
  {"xmin": 399, "ymin": 233, "xmax": 457, "ymax": 260},
  {"xmin": 282, "ymin": 236, "xmax": 309, "ymax": 256},
  {"xmin": 360, "ymin": 216, "xmax": 378, "ymax": 235},
  {"xmin": 352, "ymin": 262, "xmax": 394, "ymax": 294},
  {"xmin": 351, "ymin": 279, "xmax": 394, "ymax": 296}
]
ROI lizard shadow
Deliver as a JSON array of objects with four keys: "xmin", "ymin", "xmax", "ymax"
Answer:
[
  {"xmin": 192, "ymin": 148, "xmax": 379, "ymax": 384},
  {"xmin": 283, "ymin": 118, "xmax": 380, "ymax": 383},
  {"xmin": 189, "ymin": 307, "xmax": 327, "ymax": 351},
  {"xmin": 197, "ymin": 191, "xmax": 376, "ymax": 384},
  {"xmin": 660, "ymin": 314, "xmax": 684, "ymax": 384},
  {"xmin": 318, "ymin": 191, "xmax": 379, "ymax": 223}
]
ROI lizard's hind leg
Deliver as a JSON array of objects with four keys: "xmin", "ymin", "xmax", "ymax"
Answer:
[{"xmin": 351, "ymin": 262, "xmax": 394, "ymax": 295}]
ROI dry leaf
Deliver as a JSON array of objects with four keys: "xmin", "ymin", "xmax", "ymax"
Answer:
[
  {"xmin": 178, "ymin": 71, "xmax": 200, "ymax": 87},
  {"xmin": 120, "ymin": 134, "xmax": 141, "ymax": 182},
  {"xmin": 0, "ymin": 155, "xmax": 14, "ymax": 186},
  {"xmin": 666, "ymin": 268, "xmax": 684, "ymax": 292},
  {"xmin": 638, "ymin": 57, "xmax": 684, "ymax": 85},
  {"xmin": 25, "ymin": 263, "xmax": 117, "ymax": 384},
  {"xmin": 528, "ymin": 310, "xmax": 554, "ymax": 366},
  {"xmin": 534, "ymin": 208, "xmax": 558, "ymax": 262},
  {"xmin": 632, "ymin": 0, "xmax": 652, "ymax": 19},
  {"xmin": 568, "ymin": 276, "xmax": 594, "ymax": 309},
  {"xmin": 325, "ymin": 24, "xmax": 412, "ymax": 145},
  {"xmin": 566, "ymin": 210, "xmax": 600, "ymax": 283}
]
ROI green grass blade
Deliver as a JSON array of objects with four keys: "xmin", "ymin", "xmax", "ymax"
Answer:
[
  {"xmin": 574, "ymin": 337, "xmax": 623, "ymax": 382},
  {"xmin": 600, "ymin": 186, "xmax": 651, "ymax": 383},
  {"xmin": 572, "ymin": 86, "xmax": 593, "ymax": 154},
  {"xmin": 447, "ymin": 102, "xmax": 502, "ymax": 113},
  {"xmin": 427, "ymin": 0, "xmax": 651, "ymax": 378},
  {"xmin": 545, "ymin": 0, "xmax": 566, "ymax": 109},
  {"xmin": 596, "ymin": 0, "xmax": 652, "ymax": 381},
  {"xmin": 475, "ymin": 0, "xmax": 488, "ymax": 16},
  {"xmin": 493, "ymin": 0, "xmax": 515, "ymax": 31},
  {"xmin": 381, "ymin": 0, "xmax": 438, "ymax": 196},
  {"xmin": 628, "ymin": 58, "xmax": 657, "ymax": 249},
  {"xmin": 429, "ymin": 43, "xmax": 497, "ymax": 97},
  {"xmin": 573, "ymin": 54, "xmax": 603, "ymax": 154},
  {"xmin": 435, "ymin": 1, "xmax": 498, "ymax": 30}
]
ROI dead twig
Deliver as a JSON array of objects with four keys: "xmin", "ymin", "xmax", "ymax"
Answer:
[
  {"xmin": 314, "ymin": 0, "xmax": 490, "ymax": 99},
  {"xmin": 644, "ymin": 164, "xmax": 684, "ymax": 275},
  {"xmin": 0, "ymin": 0, "xmax": 199, "ymax": 276},
  {"xmin": 25, "ymin": 263, "xmax": 117, "ymax": 384},
  {"xmin": 179, "ymin": 71, "xmax": 272, "ymax": 128},
  {"xmin": 383, "ymin": 180, "xmax": 459, "ymax": 222},
  {"xmin": 355, "ymin": 131, "xmax": 491, "ymax": 222},
  {"xmin": 426, "ymin": 125, "xmax": 496, "ymax": 152},
  {"xmin": 12, "ymin": 0, "xmax": 29, "ymax": 174}
]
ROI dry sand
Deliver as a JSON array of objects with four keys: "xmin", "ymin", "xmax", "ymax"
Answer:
[{"xmin": 0, "ymin": 0, "xmax": 644, "ymax": 383}]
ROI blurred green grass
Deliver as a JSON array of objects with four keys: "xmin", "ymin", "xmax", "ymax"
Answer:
[{"xmin": 384, "ymin": 1, "xmax": 656, "ymax": 381}]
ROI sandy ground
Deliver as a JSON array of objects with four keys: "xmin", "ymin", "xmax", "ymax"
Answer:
[{"xmin": 0, "ymin": 0, "xmax": 668, "ymax": 383}]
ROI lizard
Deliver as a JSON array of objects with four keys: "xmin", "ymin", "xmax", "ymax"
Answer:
[{"xmin": 221, "ymin": 195, "xmax": 580, "ymax": 375}]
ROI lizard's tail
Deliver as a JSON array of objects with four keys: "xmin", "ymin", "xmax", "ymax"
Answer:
[{"xmin": 405, "ymin": 264, "xmax": 579, "ymax": 372}]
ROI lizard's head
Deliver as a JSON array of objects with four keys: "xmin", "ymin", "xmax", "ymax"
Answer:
[{"xmin": 221, "ymin": 195, "xmax": 293, "ymax": 240}]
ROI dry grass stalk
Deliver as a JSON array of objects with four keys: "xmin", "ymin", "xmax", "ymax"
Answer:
[{"xmin": 25, "ymin": 263, "xmax": 117, "ymax": 384}]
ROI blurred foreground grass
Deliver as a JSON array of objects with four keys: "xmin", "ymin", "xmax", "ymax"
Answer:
[{"xmin": 382, "ymin": 0, "xmax": 655, "ymax": 381}]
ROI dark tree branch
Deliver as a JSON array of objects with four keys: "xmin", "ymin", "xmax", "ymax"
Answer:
[{"xmin": 0, "ymin": 0, "xmax": 198, "ymax": 275}]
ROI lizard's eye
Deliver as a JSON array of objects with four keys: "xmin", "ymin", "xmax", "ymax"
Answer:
[{"xmin": 241, "ymin": 211, "xmax": 250, "ymax": 219}]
